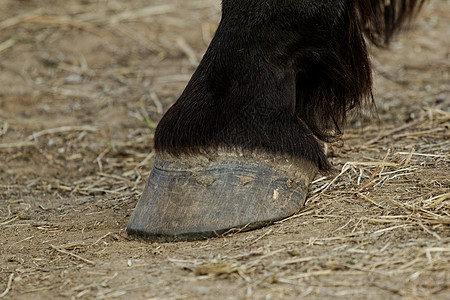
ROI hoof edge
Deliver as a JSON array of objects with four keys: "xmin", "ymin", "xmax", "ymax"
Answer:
[{"xmin": 127, "ymin": 150, "xmax": 317, "ymax": 242}]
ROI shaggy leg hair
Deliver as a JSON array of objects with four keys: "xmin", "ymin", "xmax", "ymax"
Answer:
[{"xmin": 154, "ymin": 0, "xmax": 425, "ymax": 171}]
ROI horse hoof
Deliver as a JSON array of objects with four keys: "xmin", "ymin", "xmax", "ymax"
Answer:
[{"xmin": 126, "ymin": 150, "xmax": 318, "ymax": 242}]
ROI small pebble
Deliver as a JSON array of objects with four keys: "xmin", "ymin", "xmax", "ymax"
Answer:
[{"xmin": 65, "ymin": 73, "xmax": 82, "ymax": 84}]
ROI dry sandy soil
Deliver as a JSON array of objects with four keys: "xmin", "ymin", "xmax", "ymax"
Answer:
[{"xmin": 0, "ymin": 0, "xmax": 449, "ymax": 299}]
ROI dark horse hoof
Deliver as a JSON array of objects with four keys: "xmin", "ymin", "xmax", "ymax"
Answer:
[{"xmin": 127, "ymin": 150, "xmax": 317, "ymax": 242}]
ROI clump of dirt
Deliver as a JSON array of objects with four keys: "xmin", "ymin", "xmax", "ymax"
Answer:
[{"xmin": 0, "ymin": 1, "xmax": 448, "ymax": 299}]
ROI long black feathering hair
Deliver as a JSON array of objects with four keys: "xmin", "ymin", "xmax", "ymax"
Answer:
[
  {"xmin": 358, "ymin": 0, "xmax": 426, "ymax": 46},
  {"xmin": 297, "ymin": 0, "xmax": 426, "ymax": 143}
]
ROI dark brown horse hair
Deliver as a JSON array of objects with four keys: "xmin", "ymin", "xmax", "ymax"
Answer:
[{"xmin": 154, "ymin": 0, "xmax": 425, "ymax": 171}]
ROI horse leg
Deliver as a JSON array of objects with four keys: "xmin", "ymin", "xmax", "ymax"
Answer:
[{"xmin": 127, "ymin": 0, "xmax": 425, "ymax": 241}]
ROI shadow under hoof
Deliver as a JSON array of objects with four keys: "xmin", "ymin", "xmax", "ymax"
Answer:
[{"xmin": 127, "ymin": 150, "xmax": 318, "ymax": 242}]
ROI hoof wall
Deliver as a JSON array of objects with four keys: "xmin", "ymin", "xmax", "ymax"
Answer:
[{"xmin": 127, "ymin": 151, "xmax": 317, "ymax": 242}]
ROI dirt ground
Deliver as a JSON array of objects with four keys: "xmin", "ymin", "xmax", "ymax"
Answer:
[{"xmin": 0, "ymin": 0, "xmax": 448, "ymax": 299}]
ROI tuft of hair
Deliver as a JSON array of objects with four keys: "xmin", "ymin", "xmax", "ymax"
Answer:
[
  {"xmin": 296, "ymin": 0, "xmax": 426, "ymax": 143},
  {"xmin": 357, "ymin": 0, "xmax": 426, "ymax": 46}
]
